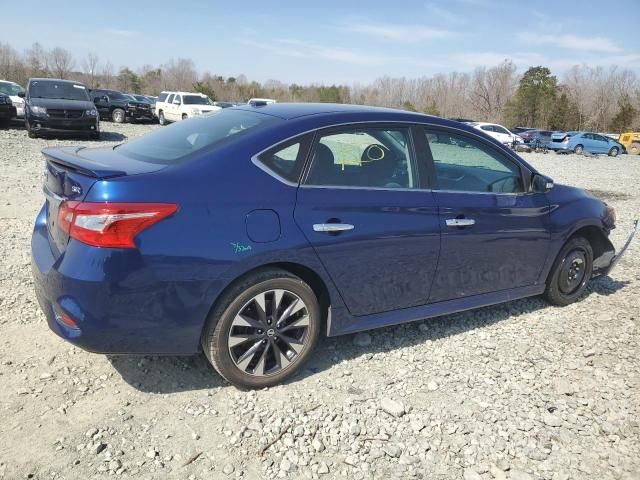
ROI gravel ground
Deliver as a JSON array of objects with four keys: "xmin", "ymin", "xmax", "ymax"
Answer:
[{"xmin": 0, "ymin": 122, "xmax": 638, "ymax": 480}]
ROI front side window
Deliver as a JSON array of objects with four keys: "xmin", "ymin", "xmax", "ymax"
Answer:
[
  {"xmin": 305, "ymin": 128, "xmax": 416, "ymax": 189},
  {"xmin": 424, "ymin": 129, "xmax": 523, "ymax": 194},
  {"xmin": 0, "ymin": 82, "xmax": 24, "ymax": 96},
  {"xmin": 493, "ymin": 125, "xmax": 510, "ymax": 135},
  {"xmin": 480, "ymin": 125, "xmax": 493, "ymax": 132},
  {"xmin": 166, "ymin": 94, "xmax": 174, "ymax": 104},
  {"xmin": 158, "ymin": 92, "xmax": 168, "ymax": 102}
]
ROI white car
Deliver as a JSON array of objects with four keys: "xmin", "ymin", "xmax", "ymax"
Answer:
[
  {"xmin": 0, "ymin": 80, "xmax": 25, "ymax": 118},
  {"xmin": 155, "ymin": 91, "xmax": 221, "ymax": 125},
  {"xmin": 468, "ymin": 122, "xmax": 523, "ymax": 145},
  {"xmin": 247, "ymin": 98, "xmax": 277, "ymax": 106}
]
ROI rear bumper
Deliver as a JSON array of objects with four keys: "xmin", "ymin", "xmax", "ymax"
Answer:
[
  {"xmin": 547, "ymin": 144, "xmax": 570, "ymax": 151},
  {"xmin": 30, "ymin": 206, "xmax": 216, "ymax": 355}
]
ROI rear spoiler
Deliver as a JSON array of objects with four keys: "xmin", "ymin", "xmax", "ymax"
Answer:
[{"xmin": 42, "ymin": 147, "xmax": 126, "ymax": 179}]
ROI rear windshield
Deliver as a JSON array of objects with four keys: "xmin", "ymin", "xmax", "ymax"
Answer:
[
  {"xmin": 29, "ymin": 81, "xmax": 89, "ymax": 101},
  {"xmin": 117, "ymin": 109, "xmax": 278, "ymax": 165},
  {"xmin": 183, "ymin": 95, "xmax": 212, "ymax": 105}
]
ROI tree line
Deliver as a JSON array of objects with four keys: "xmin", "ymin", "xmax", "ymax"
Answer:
[{"xmin": 1, "ymin": 41, "xmax": 638, "ymax": 133}]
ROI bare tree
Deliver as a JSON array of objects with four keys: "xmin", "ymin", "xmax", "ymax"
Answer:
[
  {"xmin": 470, "ymin": 60, "xmax": 517, "ymax": 122},
  {"xmin": 24, "ymin": 42, "xmax": 49, "ymax": 78},
  {"xmin": 101, "ymin": 61, "xmax": 114, "ymax": 89},
  {"xmin": 81, "ymin": 52, "xmax": 100, "ymax": 88},
  {"xmin": 161, "ymin": 58, "xmax": 197, "ymax": 91},
  {"xmin": 48, "ymin": 47, "xmax": 74, "ymax": 79}
]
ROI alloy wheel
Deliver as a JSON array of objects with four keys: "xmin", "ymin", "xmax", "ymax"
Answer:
[{"xmin": 227, "ymin": 289, "xmax": 310, "ymax": 377}]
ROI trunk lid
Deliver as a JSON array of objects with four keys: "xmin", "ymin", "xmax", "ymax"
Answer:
[{"xmin": 42, "ymin": 146, "xmax": 168, "ymax": 256}]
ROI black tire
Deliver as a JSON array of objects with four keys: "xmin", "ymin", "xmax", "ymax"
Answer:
[
  {"xmin": 158, "ymin": 111, "xmax": 166, "ymax": 126},
  {"xmin": 181, "ymin": 113, "xmax": 188, "ymax": 121},
  {"xmin": 608, "ymin": 147, "xmax": 619, "ymax": 157},
  {"xmin": 574, "ymin": 144, "xmax": 584, "ymax": 155},
  {"xmin": 544, "ymin": 236, "xmax": 593, "ymax": 306},
  {"xmin": 111, "ymin": 108, "xmax": 126, "ymax": 123},
  {"xmin": 202, "ymin": 268, "xmax": 320, "ymax": 388},
  {"xmin": 27, "ymin": 127, "xmax": 37, "ymax": 138}
]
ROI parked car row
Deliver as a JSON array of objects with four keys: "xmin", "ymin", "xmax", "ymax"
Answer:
[{"xmin": 548, "ymin": 131, "xmax": 625, "ymax": 156}]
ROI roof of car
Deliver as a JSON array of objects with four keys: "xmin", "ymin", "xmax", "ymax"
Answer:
[
  {"xmin": 233, "ymin": 102, "xmax": 435, "ymax": 120},
  {"xmin": 29, "ymin": 78, "xmax": 86, "ymax": 85}
]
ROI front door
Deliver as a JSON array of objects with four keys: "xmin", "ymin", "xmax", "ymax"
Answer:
[
  {"xmin": 421, "ymin": 127, "xmax": 551, "ymax": 303},
  {"xmin": 294, "ymin": 125, "xmax": 441, "ymax": 317}
]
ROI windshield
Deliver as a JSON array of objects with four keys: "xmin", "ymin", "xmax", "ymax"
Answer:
[
  {"xmin": 118, "ymin": 109, "xmax": 278, "ymax": 164},
  {"xmin": 134, "ymin": 95, "xmax": 148, "ymax": 102},
  {"xmin": 0, "ymin": 82, "xmax": 24, "ymax": 96},
  {"xmin": 29, "ymin": 81, "xmax": 89, "ymax": 101},
  {"xmin": 183, "ymin": 95, "xmax": 212, "ymax": 105}
]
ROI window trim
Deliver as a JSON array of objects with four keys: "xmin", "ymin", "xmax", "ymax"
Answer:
[
  {"xmin": 249, "ymin": 120, "xmax": 534, "ymax": 193},
  {"xmin": 300, "ymin": 123, "xmax": 422, "ymax": 191},
  {"xmin": 253, "ymin": 134, "xmax": 313, "ymax": 186},
  {"xmin": 421, "ymin": 125, "xmax": 532, "ymax": 195}
]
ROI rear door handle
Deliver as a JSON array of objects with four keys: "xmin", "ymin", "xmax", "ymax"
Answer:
[
  {"xmin": 446, "ymin": 218, "xmax": 475, "ymax": 227},
  {"xmin": 313, "ymin": 223, "xmax": 354, "ymax": 232}
]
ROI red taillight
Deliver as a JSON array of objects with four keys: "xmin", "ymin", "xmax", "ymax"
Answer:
[
  {"xmin": 57, "ymin": 202, "xmax": 178, "ymax": 248},
  {"xmin": 57, "ymin": 312, "xmax": 79, "ymax": 329}
]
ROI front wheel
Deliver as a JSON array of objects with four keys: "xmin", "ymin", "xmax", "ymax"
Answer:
[
  {"xmin": 574, "ymin": 144, "xmax": 584, "ymax": 155},
  {"xmin": 111, "ymin": 108, "xmax": 125, "ymax": 123},
  {"xmin": 158, "ymin": 111, "xmax": 167, "ymax": 125},
  {"xmin": 202, "ymin": 268, "xmax": 320, "ymax": 388},
  {"xmin": 181, "ymin": 113, "xmax": 188, "ymax": 121},
  {"xmin": 608, "ymin": 147, "xmax": 619, "ymax": 157},
  {"xmin": 544, "ymin": 236, "xmax": 593, "ymax": 306}
]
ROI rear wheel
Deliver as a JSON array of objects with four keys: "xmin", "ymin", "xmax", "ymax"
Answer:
[
  {"xmin": 574, "ymin": 144, "xmax": 584, "ymax": 155},
  {"xmin": 111, "ymin": 108, "xmax": 125, "ymax": 123},
  {"xmin": 181, "ymin": 113, "xmax": 188, "ymax": 121},
  {"xmin": 202, "ymin": 268, "xmax": 320, "ymax": 388},
  {"xmin": 628, "ymin": 142, "xmax": 640, "ymax": 155},
  {"xmin": 544, "ymin": 236, "xmax": 593, "ymax": 306},
  {"xmin": 608, "ymin": 147, "xmax": 619, "ymax": 157}
]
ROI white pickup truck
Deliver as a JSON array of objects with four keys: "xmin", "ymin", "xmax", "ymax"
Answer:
[{"xmin": 155, "ymin": 91, "xmax": 221, "ymax": 125}]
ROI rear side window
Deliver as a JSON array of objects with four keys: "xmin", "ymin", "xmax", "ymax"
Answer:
[
  {"xmin": 424, "ymin": 129, "xmax": 523, "ymax": 193},
  {"xmin": 118, "ymin": 109, "xmax": 279, "ymax": 165},
  {"xmin": 257, "ymin": 136, "xmax": 311, "ymax": 183},
  {"xmin": 305, "ymin": 127, "xmax": 417, "ymax": 189}
]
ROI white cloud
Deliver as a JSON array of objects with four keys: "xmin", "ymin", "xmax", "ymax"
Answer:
[
  {"xmin": 424, "ymin": 3, "xmax": 462, "ymax": 24},
  {"xmin": 240, "ymin": 38, "xmax": 386, "ymax": 66},
  {"xmin": 103, "ymin": 28, "xmax": 137, "ymax": 38},
  {"xmin": 518, "ymin": 33, "xmax": 622, "ymax": 53},
  {"xmin": 341, "ymin": 21, "xmax": 453, "ymax": 43}
]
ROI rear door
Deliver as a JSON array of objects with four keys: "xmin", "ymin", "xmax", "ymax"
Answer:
[
  {"xmin": 421, "ymin": 127, "xmax": 551, "ymax": 302},
  {"xmin": 294, "ymin": 125, "xmax": 441, "ymax": 317}
]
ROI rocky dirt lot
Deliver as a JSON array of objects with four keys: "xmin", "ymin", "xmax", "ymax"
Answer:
[{"xmin": 0, "ymin": 122, "xmax": 638, "ymax": 480}]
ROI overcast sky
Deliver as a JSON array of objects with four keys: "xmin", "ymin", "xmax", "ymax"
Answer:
[{"xmin": 2, "ymin": 0, "xmax": 639, "ymax": 84}]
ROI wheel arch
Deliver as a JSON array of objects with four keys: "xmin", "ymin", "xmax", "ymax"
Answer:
[
  {"xmin": 201, "ymin": 261, "xmax": 333, "ymax": 343},
  {"xmin": 568, "ymin": 225, "xmax": 614, "ymax": 260}
]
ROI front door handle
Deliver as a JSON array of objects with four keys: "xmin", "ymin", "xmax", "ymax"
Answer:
[
  {"xmin": 446, "ymin": 218, "xmax": 475, "ymax": 227},
  {"xmin": 313, "ymin": 223, "xmax": 354, "ymax": 233}
]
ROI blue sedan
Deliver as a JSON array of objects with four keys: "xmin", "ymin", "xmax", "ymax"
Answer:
[
  {"xmin": 548, "ymin": 131, "xmax": 625, "ymax": 156},
  {"xmin": 31, "ymin": 104, "xmax": 635, "ymax": 387}
]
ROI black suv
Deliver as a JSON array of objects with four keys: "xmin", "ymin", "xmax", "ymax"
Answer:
[
  {"xmin": 90, "ymin": 89, "xmax": 153, "ymax": 123},
  {"xmin": 24, "ymin": 78, "xmax": 100, "ymax": 139}
]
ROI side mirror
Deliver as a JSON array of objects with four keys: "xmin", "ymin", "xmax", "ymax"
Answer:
[
  {"xmin": 532, "ymin": 173, "xmax": 554, "ymax": 193},
  {"xmin": 18, "ymin": 92, "xmax": 25, "ymax": 98}
]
